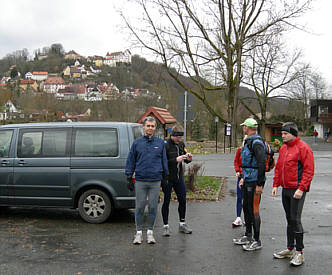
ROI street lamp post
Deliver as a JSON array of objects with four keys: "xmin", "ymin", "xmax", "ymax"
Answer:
[{"xmin": 215, "ymin": 116, "xmax": 219, "ymax": 153}]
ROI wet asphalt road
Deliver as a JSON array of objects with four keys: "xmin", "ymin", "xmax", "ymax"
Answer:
[{"xmin": 0, "ymin": 137, "xmax": 331, "ymax": 275}]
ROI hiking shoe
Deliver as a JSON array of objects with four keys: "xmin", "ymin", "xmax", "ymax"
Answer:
[
  {"xmin": 179, "ymin": 223, "xmax": 192, "ymax": 234},
  {"xmin": 232, "ymin": 217, "xmax": 243, "ymax": 227},
  {"xmin": 163, "ymin": 226, "xmax": 171, "ymax": 237},
  {"xmin": 133, "ymin": 233, "xmax": 142, "ymax": 245},
  {"xmin": 273, "ymin": 248, "xmax": 295, "ymax": 259},
  {"xmin": 290, "ymin": 251, "xmax": 304, "ymax": 266},
  {"xmin": 147, "ymin": 232, "xmax": 156, "ymax": 244},
  {"xmin": 233, "ymin": 235, "xmax": 252, "ymax": 245},
  {"xmin": 242, "ymin": 240, "xmax": 262, "ymax": 251}
]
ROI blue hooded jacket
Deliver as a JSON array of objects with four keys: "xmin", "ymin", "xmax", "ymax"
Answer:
[
  {"xmin": 125, "ymin": 135, "xmax": 169, "ymax": 181},
  {"xmin": 241, "ymin": 134, "xmax": 266, "ymax": 186}
]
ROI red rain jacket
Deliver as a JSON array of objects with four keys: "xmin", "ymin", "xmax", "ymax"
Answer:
[
  {"xmin": 234, "ymin": 147, "xmax": 242, "ymax": 174},
  {"xmin": 273, "ymin": 137, "xmax": 314, "ymax": 192}
]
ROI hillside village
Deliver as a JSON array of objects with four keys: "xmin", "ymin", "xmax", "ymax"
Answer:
[
  {"xmin": 0, "ymin": 49, "xmax": 165, "ymax": 122},
  {"xmin": 0, "ymin": 46, "xmax": 309, "ymax": 140}
]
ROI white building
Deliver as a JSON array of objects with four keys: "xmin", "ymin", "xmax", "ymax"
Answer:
[{"xmin": 31, "ymin": 72, "xmax": 48, "ymax": 81}]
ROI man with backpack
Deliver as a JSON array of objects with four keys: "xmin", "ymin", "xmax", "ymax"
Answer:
[
  {"xmin": 233, "ymin": 118, "xmax": 266, "ymax": 251},
  {"xmin": 272, "ymin": 122, "xmax": 314, "ymax": 266}
]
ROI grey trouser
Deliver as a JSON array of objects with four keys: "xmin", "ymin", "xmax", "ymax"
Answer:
[{"xmin": 135, "ymin": 180, "xmax": 161, "ymax": 231}]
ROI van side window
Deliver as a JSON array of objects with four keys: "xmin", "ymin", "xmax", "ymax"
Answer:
[
  {"xmin": 74, "ymin": 128, "xmax": 118, "ymax": 157},
  {"xmin": 18, "ymin": 130, "xmax": 68, "ymax": 158},
  {"xmin": 0, "ymin": 130, "xmax": 13, "ymax": 157},
  {"xmin": 132, "ymin": 125, "xmax": 143, "ymax": 140},
  {"xmin": 42, "ymin": 130, "xmax": 68, "ymax": 157},
  {"xmin": 19, "ymin": 132, "xmax": 41, "ymax": 157}
]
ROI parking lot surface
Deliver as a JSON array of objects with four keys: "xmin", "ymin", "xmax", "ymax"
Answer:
[{"xmin": 0, "ymin": 137, "xmax": 331, "ymax": 274}]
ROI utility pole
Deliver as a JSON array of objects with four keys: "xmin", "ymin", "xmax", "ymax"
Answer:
[{"xmin": 215, "ymin": 116, "xmax": 219, "ymax": 153}]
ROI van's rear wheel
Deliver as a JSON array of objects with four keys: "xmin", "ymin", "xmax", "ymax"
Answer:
[{"xmin": 78, "ymin": 189, "xmax": 112, "ymax": 223}]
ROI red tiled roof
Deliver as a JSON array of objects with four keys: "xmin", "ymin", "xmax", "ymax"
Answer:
[
  {"xmin": 67, "ymin": 50, "xmax": 80, "ymax": 56},
  {"xmin": 20, "ymin": 80, "xmax": 36, "ymax": 84},
  {"xmin": 137, "ymin": 107, "xmax": 177, "ymax": 125},
  {"xmin": 33, "ymin": 71, "xmax": 48, "ymax": 75},
  {"xmin": 44, "ymin": 77, "xmax": 64, "ymax": 85},
  {"xmin": 72, "ymin": 84, "xmax": 85, "ymax": 94}
]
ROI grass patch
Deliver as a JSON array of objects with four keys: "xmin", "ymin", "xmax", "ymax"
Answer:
[{"xmin": 161, "ymin": 176, "xmax": 224, "ymax": 201}]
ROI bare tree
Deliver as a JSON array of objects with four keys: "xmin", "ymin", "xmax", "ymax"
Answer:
[
  {"xmin": 287, "ymin": 64, "xmax": 327, "ymax": 131},
  {"xmin": 120, "ymin": 0, "xmax": 311, "ymax": 144},
  {"xmin": 310, "ymin": 71, "xmax": 327, "ymax": 100},
  {"xmin": 241, "ymin": 35, "xmax": 302, "ymax": 137}
]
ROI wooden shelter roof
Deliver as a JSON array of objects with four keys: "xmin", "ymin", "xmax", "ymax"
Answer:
[{"xmin": 137, "ymin": 106, "xmax": 177, "ymax": 125}]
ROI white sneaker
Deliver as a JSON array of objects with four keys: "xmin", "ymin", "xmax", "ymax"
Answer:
[
  {"xmin": 133, "ymin": 232, "xmax": 143, "ymax": 245},
  {"xmin": 147, "ymin": 232, "xmax": 156, "ymax": 244},
  {"xmin": 232, "ymin": 217, "xmax": 243, "ymax": 227},
  {"xmin": 273, "ymin": 248, "xmax": 295, "ymax": 259},
  {"xmin": 290, "ymin": 251, "xmax": 304, "ymax": 266},
  {"xmin": 163, "ymin": 226, "xmax": 171, "ymax": 237}
]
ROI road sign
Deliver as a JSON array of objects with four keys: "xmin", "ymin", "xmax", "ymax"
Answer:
[
  {"xmin": 178, "ymin": 93, "xmax": 194, "ymax": 108},
  {"xmin": 177, "ymin": 109, "xmax": 194, "ymax": 122}
]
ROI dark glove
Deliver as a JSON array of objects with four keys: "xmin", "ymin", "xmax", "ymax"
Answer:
[
  {"xmin": 127, "ymin": 177, "xmax": 134, "ymax": 191},
  {"xmin": 161, "ymin": 175, "xmax": 168, "ymax": 189}
]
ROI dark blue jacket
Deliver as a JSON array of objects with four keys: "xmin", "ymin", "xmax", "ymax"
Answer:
[{"xmin": 125, "ymin": 135, "xmax": 169, "ymax": 181}]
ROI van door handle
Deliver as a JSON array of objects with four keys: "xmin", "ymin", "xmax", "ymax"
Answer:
[
  {"xmin": 1, "ymin": 160, "xmax": 9, "ymax": 166},
  {"xmin": 18, "ymin": 160, "xmax": 26, "ymax": 166}
]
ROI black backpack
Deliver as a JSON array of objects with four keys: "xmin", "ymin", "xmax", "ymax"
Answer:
[{"xmin": 245, "ymin": 137, "xmax": 275, "ymax": 172}]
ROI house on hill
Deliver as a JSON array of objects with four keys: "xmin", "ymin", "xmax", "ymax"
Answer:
[
  {"xmin": 64, "ymin": 50, "xmax": 82, "ymax": 60},
  {"xmin": 43, "ymin": 77, "xmax": 65, "ymax": 93},
  {"xmin": 25, "ymin": 72, "xmax": 33, "ymax": 79},
  {"xmin": 31, "ymin": 71, "xmax": 48, "ymax": 81},
  {"xmin": 1, "ymin": 76, "xmax": 11, "ymax": 83},
  {"xmin": 85, "ymin": 84, "xmax": 102, "ymax": 101},
  {"xmin": 87, "ymin": 55, "xmax": 104, "ymax": 67},
  {"xmin": 56, "ymin": 83, "xmax": 85, "ymax": 100},
  {"xmin": 104, "ymin": 49, "xmax": 131, "ymax": 67},
  {"xmin": 19, "ymin": 79, "xmax": 38, "ymax": 93},
  {"xmin": 0, "ymin": 100, "xmax": 23, "ymax": 121},
  {"xmin": 63, "ymin": 66, "xmax": 82, "ymax": 78},
  {"xmin": 98, "ymin": 82, "xmax": 120, "ymax": 100}
]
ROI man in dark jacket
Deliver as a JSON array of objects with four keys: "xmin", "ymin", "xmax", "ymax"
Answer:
[
  {"xmin": 233, "ymin": 118, "xmax": 266, "ymax": 251},
  {"xmin": 272, "ymin": 122, "xmax": 314, "ymax": 266},
  {"xmin": 161, "ymin": 125, "xmax": 193, "ymax": 236},
  {"xmin": 125, "ymin": 116, "xmax": 169, "ymax": 245}
]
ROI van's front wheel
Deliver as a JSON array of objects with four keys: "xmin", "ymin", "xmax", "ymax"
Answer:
[{"xmin": 78, "ymin": 189, "xmax": 112, "ymax": 223}]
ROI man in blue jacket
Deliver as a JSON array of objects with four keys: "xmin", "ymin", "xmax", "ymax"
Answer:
[{"xmin": 126, "ymin": 116, "xmax": 169, "ymax": 245}]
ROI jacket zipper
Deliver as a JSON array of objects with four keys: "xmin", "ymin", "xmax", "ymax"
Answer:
[
  {"xmin": 282, "ymin": 147, "xmax": 287, "ymax": 187},
  {"xmin": 176, "ymin": 144, "xmax": 180, "ymax": 179}
]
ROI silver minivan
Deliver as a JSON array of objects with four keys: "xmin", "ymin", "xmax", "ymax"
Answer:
[{"xmin": 0, "ymin": 122, "xmax": 143, "ymax": 223}]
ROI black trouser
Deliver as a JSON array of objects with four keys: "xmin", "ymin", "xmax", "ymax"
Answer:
[
  {"xmin": 161, "ymin": 177, "xmax": 186, "ymax": 224},
  {"xmin": 282, "ymin": 188, "xmax": 306, "ymax": 251},
  {"xmin": 243, "ymin": 181, "xmax": 261, "ymax": 241}
]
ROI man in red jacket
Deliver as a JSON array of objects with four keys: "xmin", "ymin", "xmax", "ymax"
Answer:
[{"xmin": 272, "ymin": 122, "xmax": 314, "ymax": 266}]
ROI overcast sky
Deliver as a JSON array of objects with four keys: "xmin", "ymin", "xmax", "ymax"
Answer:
[
  {"xmin": 1, "ymin": 0, "xmax": 331, "ymax": 88},
  {"xmin": 0, "ymin": 0, "xmax": 132, "ymax": 58}
]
